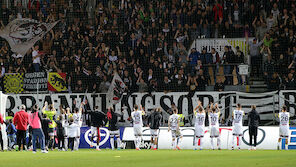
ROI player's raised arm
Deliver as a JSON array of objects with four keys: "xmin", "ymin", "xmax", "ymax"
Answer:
[
  {"xmin": 215, "ymin": 103, "xmax": 221, "ymax": 115},
  {"xmin": 59, "ymin": 105, "xmax": 64, "ymax": 113},
  {"xmin": 42, "ymin": 101, "xmax": 48, "ymax": 113},
  {"xmin": 193, "ymin": 101, "xmax": 201, "ymax": 114},
  {"xmin": 52, "ymin": 103, "xmax": 57, "ymax": 113},
  {"xmin": 210, "ymin": 102, "xmax": 214, "ymax": 110},
  {"xmin": 204, "ymin": 104, "xmax": 209, "ymax": 113},
  {"xmin": 198, "ymin": 100, "xmax": 205, "ymax": 111},
  {"xmin": 79, "ymin": 101, "xmax": 85, "ymax": 114},
  {"xmin": 140, "ymin": 105, "xmax": 145, "ymax": 115}
]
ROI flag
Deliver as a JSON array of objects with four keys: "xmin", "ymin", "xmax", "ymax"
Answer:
[
  {"xmin": 4, "ymin": 73, "xmax": 24, "ymax": 93},
  {"xmin": 0, "ymin": 18, "xmax": 58, "ymax": 56},
  {"xmin": 48, "ymin": 72, "xmax": 67, "ymax": 92},
  {"xmin": 107, "ymin": 73, "xmax": 126, "ymax": 107}
]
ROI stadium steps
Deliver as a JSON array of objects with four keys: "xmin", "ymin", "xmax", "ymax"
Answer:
[{"xmin": 249, "ymin": 77, "xmax": 267, "ymax": 93}]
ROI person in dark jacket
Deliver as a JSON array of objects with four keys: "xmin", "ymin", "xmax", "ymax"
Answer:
[
  {"xmin": 56, "ymin": 115, "xmax": 65, "ymax": 151},
  {"xmin": 248, "ymin": 105, "xmax": 260, "ymax": 150},
  {"xmin": 107, "ymin": 107, "xmax": 122, "ymax": 150},
  {"xmin": 41, "ymin": 114, "xmax": 51, "ymax": 151},
  {"xmin": 89, "ymin": 107, "xmax": 106, "ymax": 150},
  {"xmin": 147, "ymin": 108, "xmax": 162, "ymax": 150},
  {"xmin": 6, "ymin": 119, "xmax": 17, "ymax": 150}
]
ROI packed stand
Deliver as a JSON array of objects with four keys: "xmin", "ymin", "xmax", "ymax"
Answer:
[{"xmin": 0, "ymin": 0, "xmax": 295, "ymax": 93}]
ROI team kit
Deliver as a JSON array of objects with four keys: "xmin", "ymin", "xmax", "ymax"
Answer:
[
  {"xmin": 11, "ymin": 100, "xmax": 290, "ymax": 152},
  {"xmin": 130, "ymin": 101, "xmax": 290, "ymax": 151}
]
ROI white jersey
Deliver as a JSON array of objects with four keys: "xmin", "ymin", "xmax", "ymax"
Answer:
[
  {"xmin": 169, "ymin": 114, "xmax": 179, "ymax": 130},
  {"xmin": 72, "ymin": 113, "xmax": 82, "ymax": 127},
  {"xmin": 209, "ymin": 112, "xmax": 220, "ymax": 127},
  {"xmin": 195, "ymin": 112, "xmax": 205, "ymax": 127},
  {"xmin": 233, "ymin": 110, "xmax": 244, "ymax": 126},
  {"xmin": 279, "ymin": 112, "xmax": 290, "ymax": 126},
  {"xmin": 131, "ymin": 110, "xmax": 143, "ymax": 127}
]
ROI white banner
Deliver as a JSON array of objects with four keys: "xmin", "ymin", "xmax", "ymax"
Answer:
[
  {"xmin": 0, "ymin": 18, "xmax": 58, "ymax": 56},
  {"xmin": 122, "ymin": 126, "xmax": 292, "ymax": 150},
  {"xmin": 189, "ymin": 38, "xmax": 253, "ymax": 64},
  {"xmin": 4, "ymin": 91, "xmax": 296, "ymax": 126}
]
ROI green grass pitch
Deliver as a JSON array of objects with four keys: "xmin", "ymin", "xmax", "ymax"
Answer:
[{"xmin": 1, "ymin": 149, "xmax": 295, "ymax": 167}]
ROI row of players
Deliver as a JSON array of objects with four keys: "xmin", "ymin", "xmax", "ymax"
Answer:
[
  {"xmin": 10, "ymin": 100, "xmax": 289, "ymax": 152},
  {"xmin": 131, "ymin": 101, "xmax": 290, "ymax": 150}
]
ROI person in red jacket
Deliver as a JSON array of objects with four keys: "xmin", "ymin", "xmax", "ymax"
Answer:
[
  {"xmin": 0, "ymin": 114, "xmax": 4, "ymax": 151},
  {"xmin": 213, "ymin": 1, "xmax": 223, "ymax": 23},
  {"xmin": 13, "ymin": 105, "xmax": 29, "ymax": 151}
]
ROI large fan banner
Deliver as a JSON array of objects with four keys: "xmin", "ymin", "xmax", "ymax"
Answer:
[{"xmin": 0, "ymin": 18, "xmax": 58, "ymax": 56}]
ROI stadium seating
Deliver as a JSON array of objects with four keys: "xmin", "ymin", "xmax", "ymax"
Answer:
[{"xmin": 0, "ymin": 0, "xmax": 295, "ymax": 94}]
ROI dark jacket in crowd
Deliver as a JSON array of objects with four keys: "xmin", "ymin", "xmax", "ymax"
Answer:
[{"xmin": 248, "ymin": 109, "xmax": 260, "ymax": 127}]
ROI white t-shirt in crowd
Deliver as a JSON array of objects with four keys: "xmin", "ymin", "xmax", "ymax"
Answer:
[{"xmin": 32, "ymin": 50, "xmax": 41, "ymax": 64}]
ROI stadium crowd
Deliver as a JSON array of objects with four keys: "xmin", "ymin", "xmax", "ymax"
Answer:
[{"xmin": 0, "ymin": 0, "xmax": 295, "ymax": 93}]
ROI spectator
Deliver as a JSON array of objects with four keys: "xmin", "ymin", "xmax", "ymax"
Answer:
[
  {"xmin": 214, "ymin": 78, "xmax": 225, "ymax": 92},
  {"xmin": 188, "ymin": 48, "xmax": 200, "ymax": 67},
  {"xmin": 213, "ymin": 1, "xmax": 223, "ymax": 23},
  {"xmin": 172, "ymin": 74, "xmax": 186, "ymax": 92},
  {"xmin": 235, "ymin": 46, "xmax": 244, "ymax": 85},
  {"xmin": 0, "ymin": 5, "xmax": 10, "ymax": 25},
  {"xmin": 284, "ymin": 73, "xmax": 296, "ymax": 90},
  {"xmin": 252, "ymin": 16, "xmax": 267, "ymax": 41},
  {"xmin": 186, "ymin": 74, "xmax": 198, "ymax": 96},
  {"xmin": 246, "ymin": 34, "xmax": 265, "ymax": 77},
  {"xmin": 6, "ymin": 119, "xmax": 17, "ymax": 151},
  {"xmin": 98, "ymin": 75, "xmax": 110, "ymax": 93},
  {"xmin": 260, "ymin": 46, "xmax": 272, "ymax": 65},
  {"xmin": 136, "ymin": 78, "xmax": 148, "ymax": 93},
  {"xmin": 122, "ymin": 70, "xmax": 132, "ymax": 91},
  {"xmin": 263, "ymin": 33, "xmax": 274, "ymax": 48},
  {"xmin": 223, "ymin": 46, "xmax": 235, "ymax": 85},
  {"xmin": 210, "ymin": 48, "xmax": 220, "ymax": 83},
  {"xmin": 200, "ymin": 47, "xmax": 211, "ymax": 80},
  {"xmin": 159, "ymin": 75, "xmax": 172, "ymax": 93},
  {"xmin": 13, "ymin": 105, "xmax": 29, "ymax": 151},
  {"xmin": 196, "ymin": 69, "xmax": 207, "ymax": 91},
  {"xmin": 263, "ymin": 55, "xmax": 275, "ymax": 83},
  {"xmin": 275, "ymin": 54, "xmax": 289, "ymax": 77},
  {"xmin": 28, "ymin": 104, "xmax": 47, "ymax": 153},
  {"xmin": 32, "ymin": 45, "xmax": 42, "ymax": 72},
  {"xmin": 267, "ymin": 72, "xmax": 280, "ymax": 91}
]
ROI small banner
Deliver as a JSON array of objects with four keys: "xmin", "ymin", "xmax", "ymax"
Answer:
[
  {"xmin": 47, "ymin": 72, "xmax": 67, "ymax": 92},
  {"xmin": 23, "ymin": 72, "xmax": 48, "ymax": 91},
  {"xmin": 4, "ymin": 73, "xmax": 24, "ymax": 93}
]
